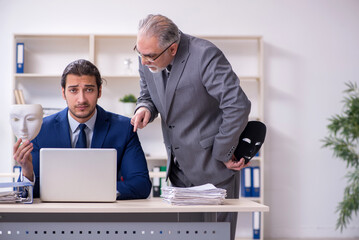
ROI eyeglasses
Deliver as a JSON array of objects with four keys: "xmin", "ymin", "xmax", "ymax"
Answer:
[{"xmin": 134, "ymin": 39, "xmax": 178, "ymax": 63}]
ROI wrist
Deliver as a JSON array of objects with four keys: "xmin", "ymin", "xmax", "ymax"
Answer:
[{"xmin": 22, "ymin": 169, "xmax": 34, "ymax": 182}]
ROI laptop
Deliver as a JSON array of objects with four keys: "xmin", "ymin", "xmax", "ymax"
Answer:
[{"xmin": 39, "ymin": 148, "xmax": 117, "ymax": 202}]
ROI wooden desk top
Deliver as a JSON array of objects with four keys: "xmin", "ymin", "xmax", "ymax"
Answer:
[{"xmin": 0, "ymin": 198, "xmax": 269, "ymax": 213}]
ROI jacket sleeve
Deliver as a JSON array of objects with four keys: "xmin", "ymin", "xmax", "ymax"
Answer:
[
  {"xmin": 116, "ymin": 123, "xmax": 152, "ymax": 200},
  {"xmin": 200, "ymin": 46, "xmax": 251, "ymax": 162},
  {"xmin": 30, "ymin": 136, "xmax": 41, "ymax": 198},
  {"xmin": 135, "ymin": 59, "xmax": 159, "ymax": 122}
]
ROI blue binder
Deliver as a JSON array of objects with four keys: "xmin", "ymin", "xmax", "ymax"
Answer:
[
  {"xmin": 253, "ymin": 211, "xmax": 261, "ymax": 239},
  {"xmin": 16, "ymin": 43, "xmax": 24, "ymax": 73},
  {"xmin": 252, "ymin": 166, "xmax": 260, "ymax": 197},
  {"xmin": 241, "ymin": 167, "xmax": 252, "ymax": 197}
]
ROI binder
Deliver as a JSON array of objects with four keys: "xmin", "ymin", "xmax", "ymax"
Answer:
[
  {"xmin": 252, "ymin": 166, "xmax": 260, "ymax": 197},
  {"xmin": 159, "ymin": 166, "xmax": 167, "ymax": 195},
  {"xmin": 253, "ymin": 211, "xmax": 261, "ymax": 239},
  {"xmin": 241, "ymin": 167, "xmax": 252, "ymax": 197},
  {"xmin": 152, "ymin": 167, "xmax": 160, "ymax": 197},
  {"xmin": 16, "ymin": 43, "xmax": 24, "ymax": 73},
  {"xmin": 0, "ymin": 181, "xmax": 33, "ymax": 204},
  {"xmin": 13, "ymin": 165, "xmax": 21, "ymax": 182}
]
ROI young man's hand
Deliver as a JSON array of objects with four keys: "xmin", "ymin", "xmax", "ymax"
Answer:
[{"xmin": 13, "ymin": 138, "xmax": 34, "ymax": 181}]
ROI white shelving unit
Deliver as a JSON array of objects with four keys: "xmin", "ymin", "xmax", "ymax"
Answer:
[{"xmin": 13, "ymin": 34, "xmax": 264, "ymax": 240}]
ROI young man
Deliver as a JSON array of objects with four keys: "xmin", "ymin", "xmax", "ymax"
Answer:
[
  {"xmin": 14, "ymin": 59, "xmax": 152, "ymax": 200},
  {"xmin": 131, "ymin": 14, "xmax": 251, "ymax": 240}
]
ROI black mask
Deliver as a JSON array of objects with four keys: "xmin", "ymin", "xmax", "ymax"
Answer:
[{"xmin": 234, "ymin": 121, "xmax": 266, "ymax": 164}]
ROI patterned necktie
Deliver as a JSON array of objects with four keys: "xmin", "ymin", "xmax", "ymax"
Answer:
[
  {"xmin": 75, "ymin": 123, "xmax": 87, "ymax": 148},
  {"xmin": 163, "ymin": 65, "xmax": 172, "ymax": 91}
]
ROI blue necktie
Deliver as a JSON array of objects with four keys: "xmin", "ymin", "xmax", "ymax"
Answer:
[{"xmin": 75, "ymin": 124, "xmax": 87, "ymax": 148}]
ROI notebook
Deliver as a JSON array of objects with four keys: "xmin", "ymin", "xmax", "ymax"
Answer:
[{"xmin": 39, "ymin": 148, "xmax": 117, "ymax": 202}]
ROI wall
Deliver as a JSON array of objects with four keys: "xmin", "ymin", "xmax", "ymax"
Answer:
[{"xmin": 0, "ymin": 0, "xmax": 358, "ymax": 238}]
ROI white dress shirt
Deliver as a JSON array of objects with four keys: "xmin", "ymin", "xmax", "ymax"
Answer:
[{"xmin": 68, "ymin": 109, "xmax": 97, "ymax": 148}]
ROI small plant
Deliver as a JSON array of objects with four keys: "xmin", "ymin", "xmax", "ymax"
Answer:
[
  {"xmin": 119, "ymin": 94, "xmax": 137, "ymax": 103},
  {"xmin": 322, "ymin": 81, "xmax": 359, "ymax": 232}
]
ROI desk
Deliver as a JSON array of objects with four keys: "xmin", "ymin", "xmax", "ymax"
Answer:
[{"xmin": 0, "ymin": 198, "xmax": 269, "ymax": 240}]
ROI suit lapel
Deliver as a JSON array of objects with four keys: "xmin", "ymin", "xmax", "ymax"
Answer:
[
  {"xmin": 91, "ymin": 105, "xmax": 110, "ymax": 148},
  {"xmin": 55, "ymin": 108, "xmax": 72, "ymax": 147},
  {"xmin": 153, "ymin": 71, "xmax": 166, "ymax": 112},
  {"xmin": 165, "ymin": 34, "xmax": 190, "ymax": 117}
]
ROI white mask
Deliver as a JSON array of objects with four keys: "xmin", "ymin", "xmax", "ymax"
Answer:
[{"xmin": 10, "ymin": 104, "xmax": 43, "ymax": 141}]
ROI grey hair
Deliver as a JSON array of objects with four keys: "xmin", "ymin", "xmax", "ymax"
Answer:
[{"xmin": 138, "ymin": 14, "xmax": 180, "ymax": 48}]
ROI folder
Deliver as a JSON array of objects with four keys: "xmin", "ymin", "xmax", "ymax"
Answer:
[
  {"xmin": 252, "ymin": 166, "xmax": 260, "ymax": 197},
  {"xmin": 241, "ymin": 167, "xmax": 252, "ymax": 197},
  {"xmin": 253, "ymin": 211, "xmax": 261, "ymax": 239},
  {"xmin": 16, "ymin": 43, "xmax": 24, "ymax": 73}
]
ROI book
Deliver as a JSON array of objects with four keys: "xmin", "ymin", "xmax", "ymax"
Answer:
[{"xmin": 14, "ymin": 89, "xmax": 26, "ymax": 104}]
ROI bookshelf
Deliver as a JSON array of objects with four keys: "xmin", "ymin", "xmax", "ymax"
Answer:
[{"xmin": 13, "ymin": 34, "xmax": 264, "ymax": 240}]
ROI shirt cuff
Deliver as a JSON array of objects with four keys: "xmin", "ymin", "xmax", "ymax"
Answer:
[{"xmin": 21, "ymin": 172, "xmax": 35, "ymax": 186}]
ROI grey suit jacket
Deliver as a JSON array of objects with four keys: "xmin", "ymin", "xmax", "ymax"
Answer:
[{"xmin": 136, "ymin": 32, "xmax": 251, "ymax": 186}]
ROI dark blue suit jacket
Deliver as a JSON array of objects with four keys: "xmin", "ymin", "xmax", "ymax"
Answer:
[{"xmin": 31, "ymin": 105, "xmax": 152, "ymax": 200}]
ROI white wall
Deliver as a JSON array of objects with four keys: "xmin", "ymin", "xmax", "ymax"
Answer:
[{"xmin": 1, "ymin": 0, "xmax": 358, "ymax": 238}]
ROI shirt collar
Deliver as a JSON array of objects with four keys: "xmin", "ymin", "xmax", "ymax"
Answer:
[{"xmin": 68, "ymin": 108, "xmax": 97, "ymax": 133}]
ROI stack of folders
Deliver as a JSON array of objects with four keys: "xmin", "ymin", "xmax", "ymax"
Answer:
[
  {"xmin": 161, "ymin": 183, "xmax": 227, "ymax": 205},
  {"xmin": 241, "ymin": 166, "xmax": 260, "ymax": 197}
]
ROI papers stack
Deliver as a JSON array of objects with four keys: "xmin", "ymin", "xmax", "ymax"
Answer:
[{"xmin": 161, "ymin": 183, "xmax": 227, "ymax": 205}]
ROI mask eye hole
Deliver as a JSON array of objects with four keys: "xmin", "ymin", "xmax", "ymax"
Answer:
[
  {"xmin": 26, "ymin": 117, "xmax": 36, "ymax": 121},
  {"xmin": 242, "ymin": 138, "xmax": 251, "ymax": 144},
  {"xmin": 25, "ymin": 114, "xmax": 38, "ymax": 121}
]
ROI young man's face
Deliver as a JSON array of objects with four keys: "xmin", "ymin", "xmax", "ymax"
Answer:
[{"xmin": 62, "ymin": 74, "xmax": 101, "ymax": 123}]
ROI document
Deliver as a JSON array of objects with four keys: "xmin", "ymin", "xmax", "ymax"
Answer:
[{"xmin": 161, "ymin": 183, "xmax": 227, "ymax": 205}]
